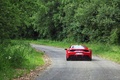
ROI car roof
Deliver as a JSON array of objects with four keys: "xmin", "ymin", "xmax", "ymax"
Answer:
[{"xmin": 70, "ymin": 45, "xmax": 85, "ymax": 49}]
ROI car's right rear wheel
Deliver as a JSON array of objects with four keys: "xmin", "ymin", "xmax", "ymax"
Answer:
[{"xmin": 88, "ymin": 58, "xmax": 92, "ymax": 61}]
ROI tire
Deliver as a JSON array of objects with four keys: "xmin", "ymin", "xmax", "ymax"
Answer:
[
  {"xmin": 88, "ymin": 58, "xmax": 92, "ymax": 61},
  {"xmin": 66, "ymin": 58, "xmax": 70, "ymax": 61}
]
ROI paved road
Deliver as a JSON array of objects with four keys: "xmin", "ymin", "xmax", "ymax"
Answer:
[{"xmin": 31, "ymin": 44, "xmax": 120, "ymax": 80}]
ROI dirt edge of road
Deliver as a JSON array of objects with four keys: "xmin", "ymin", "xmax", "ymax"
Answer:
[{"xmin": 14, "ymin": 54, "xmax": 51, "ymax": 80}]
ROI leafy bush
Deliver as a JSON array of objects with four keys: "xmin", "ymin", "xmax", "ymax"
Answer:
[
  {"xmin": 109, "ymin": 28, "xmax": 120, "ymax": 44},
  {"xmin": 0, "ymin": 40, "xmax": 44, "ymax": 80}
]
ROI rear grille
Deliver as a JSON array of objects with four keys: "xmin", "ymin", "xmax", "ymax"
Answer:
[{"xmin": 83, "ymin": 50, "xmax": 89, "ymax": 52}]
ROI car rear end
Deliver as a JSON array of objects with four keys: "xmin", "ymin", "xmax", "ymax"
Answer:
[{"xmin": 66, "ymin": 47, "xmax": 92, "ymax": 61}]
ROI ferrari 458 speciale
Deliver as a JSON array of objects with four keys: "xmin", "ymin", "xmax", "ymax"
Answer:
[{"xmin": 65, "ymin": 45, "xmax": 92, "ymax": 61}]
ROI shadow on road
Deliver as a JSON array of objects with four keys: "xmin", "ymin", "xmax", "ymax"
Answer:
[{"xmin": 66, "ymin": 58, "xmax": 99, "ymax": 61}]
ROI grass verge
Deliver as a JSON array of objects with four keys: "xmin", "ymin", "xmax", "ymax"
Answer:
[
  {"xmin": 30, "ymin": 39, "xmax": 120, "ymax": 64},
  {"xmin": 0, "ymin": 40, "xmax": 44, "ymax": 80}
]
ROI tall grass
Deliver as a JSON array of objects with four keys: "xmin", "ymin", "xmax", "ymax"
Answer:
[
  {"xmin": 30, "ymin": 39, "xmax": 120, "ymax": 63},
  {"xmin": 87, "ymin": 43, "xmax": 120, "ymax": 63},
  {"xmin": 0, "ymin": 40, "xmax": 44, "ymax": 80}
]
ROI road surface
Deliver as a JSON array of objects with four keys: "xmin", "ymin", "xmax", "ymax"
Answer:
[{"xmin": 31, "ymin": 44, "xmax": 120, "ymax": 80}]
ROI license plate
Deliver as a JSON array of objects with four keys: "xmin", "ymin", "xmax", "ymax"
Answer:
[{"xmin": 76, "ymin": 53, "xmax": 83, "ymax": 55}]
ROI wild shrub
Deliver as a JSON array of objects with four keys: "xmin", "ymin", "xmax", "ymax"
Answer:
[
  {"xmin": 0, "ymin": 41, "xmax": 33, "ymax": 79},
  {"xmin": 0, "ymin": 42, "xmax": 28, "ymax": 68},
  {"xmin": 8, "ymin": 41, "xmax": 31, "ymax": 68}
]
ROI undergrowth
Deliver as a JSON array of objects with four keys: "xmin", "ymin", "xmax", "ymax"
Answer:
[{"xmin": 0, "ymin": 40, "xmax": 44, "ymax": 80}]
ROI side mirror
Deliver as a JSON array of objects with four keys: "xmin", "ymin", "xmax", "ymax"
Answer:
[{"xmin": 65, "ymin": 48, "xmax": 67, "ymax": 50}]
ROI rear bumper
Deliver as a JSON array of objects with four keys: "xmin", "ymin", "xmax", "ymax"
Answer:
[{"xmin": 66, "ymin": 52, "xmax": 92, "ymax": 59}]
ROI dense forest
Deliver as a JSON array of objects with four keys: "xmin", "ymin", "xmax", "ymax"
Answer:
[{"xmin": 0, "ymin": 0, "xmax": 120, "ymax": 44}]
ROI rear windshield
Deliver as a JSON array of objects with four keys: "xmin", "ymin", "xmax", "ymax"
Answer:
[{"xmin": 71, "ymin": 45, "xmax": 84, "ymax": 49}]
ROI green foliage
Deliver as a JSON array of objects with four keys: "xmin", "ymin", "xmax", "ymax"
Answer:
[
  {"xmin": 1, "ymin": 0, "xmax": 120, "ymax": 44},
  {"xmin": 0, "ymin": 40, "xmax": 44, "ymax": 80},
  {"xmin": 33, "ymin": 0, "xmax": 120, "ymax": 44},
  {"xmin": 9, "ymin": 42, "xmax": 28, "ymax": 68},
  {"xmin": 0, "ymin": 0, "xmax": 41, "ymax": 40},
  {"xmin": 109, "ymin": 28, "xmax": 120, "ymax": 44}
]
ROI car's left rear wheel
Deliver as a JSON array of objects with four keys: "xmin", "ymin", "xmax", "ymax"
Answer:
[{"xmin": 66, "ymin": 58, "xmax": 70, "ymax": 61}]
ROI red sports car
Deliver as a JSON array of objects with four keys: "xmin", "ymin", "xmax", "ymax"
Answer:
[{"xmin": 65, "ymin": 45, "xmax": 92, "ymax": 61}]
